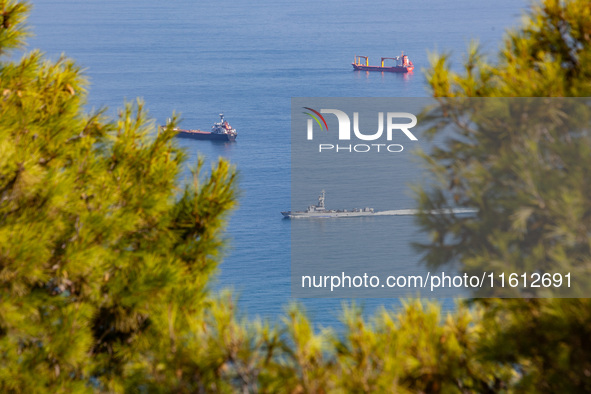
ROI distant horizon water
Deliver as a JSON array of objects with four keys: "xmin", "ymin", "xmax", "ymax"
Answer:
[{"xmin": 27, "ymin": 0, "xmax": 526, "ymax": 326}]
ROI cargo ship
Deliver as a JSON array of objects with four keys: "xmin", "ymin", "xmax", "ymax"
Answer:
[
  {"xmin": 169, "ymin": 113, "xmax": 237, "ymax": 142},
  {"xmin": 352, "ymin": 53, "xmax": 414, "ymax": 73}
]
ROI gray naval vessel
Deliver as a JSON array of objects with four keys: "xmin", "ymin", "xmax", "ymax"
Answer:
[
  {"xmin": 281, "ymin": 190, "xmax": 375, "ymax": 219},
  {"xmin": 281, "ymin": 190, "xmax": 478, "ymax": 219}
]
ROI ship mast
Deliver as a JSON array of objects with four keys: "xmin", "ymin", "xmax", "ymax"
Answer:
[{"xmin": 318, "ymin": 190, "xmax": 325, "ymax": 209}]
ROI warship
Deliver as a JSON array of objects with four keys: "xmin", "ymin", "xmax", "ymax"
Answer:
[
  {"xmin": 281, "ymin": 191, "xmax": 478, "ymax": 219},
  {"xmin": 281, "ymin": 190, "xmax": 375, "ymax": 219}
]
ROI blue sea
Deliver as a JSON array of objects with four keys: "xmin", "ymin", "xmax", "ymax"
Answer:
[{"xmin": 28, "ymin": 0, "xmax": 525, "ymax": 326}]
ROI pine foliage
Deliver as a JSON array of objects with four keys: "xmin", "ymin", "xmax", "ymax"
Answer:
[{"xmin": 418, "ymin": 0, "xmax": 591, "ymax": 391}]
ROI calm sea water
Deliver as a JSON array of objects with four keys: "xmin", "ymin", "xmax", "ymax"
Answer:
[{"xmin": 28, "ymin": 0, "xmax": 524, "ymax": 325}]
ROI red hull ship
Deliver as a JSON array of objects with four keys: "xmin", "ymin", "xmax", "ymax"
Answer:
[{"xmin": 352, "ymin": 53, "xmax": 414, "ymax": 73}]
